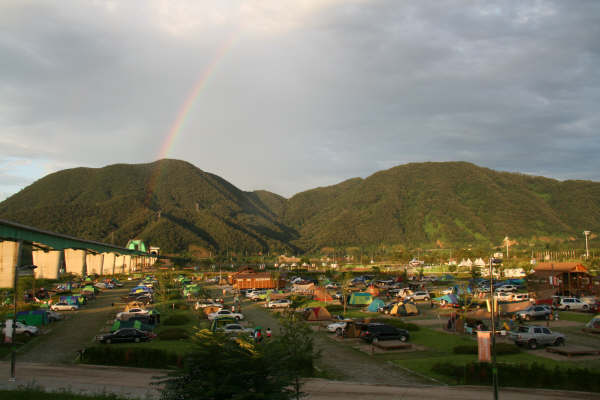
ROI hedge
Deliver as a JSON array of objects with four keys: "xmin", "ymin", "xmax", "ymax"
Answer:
[
  {"xmin": 162, "ymin": 314, "xmax": 191, "ymax": 326},
  {"xmin": 158, "ymin": 328, "xmax": 189, "ymax": 341},
  {"xmin": 453, "ymin": 343, "xmax": 520, "ymax": 355},
  {"xmin": 432, "ymin": 361, "xmax": 600, "ymax": 392},
  {"xmin": 81, "ymin": 346, "xmax": 181, "ymax": 369}
]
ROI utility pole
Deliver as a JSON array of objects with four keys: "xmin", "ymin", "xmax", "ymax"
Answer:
[
  {"xmin": 489, "ymin": 256, "xmax": 502, "ymax": 400},
  {"xmin": 584, "ymin": 231, "xmax": 591, "ymax": 259}
]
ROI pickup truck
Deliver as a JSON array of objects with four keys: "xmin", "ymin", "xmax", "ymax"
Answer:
[{"xmin": 509, "ymin": 325, "xmax": 565, "ymax": 349}]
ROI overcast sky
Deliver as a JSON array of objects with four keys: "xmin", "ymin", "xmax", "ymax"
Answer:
[{"xmin": 1, "ymin": 0, "xmax": 599, "ymax": 200}]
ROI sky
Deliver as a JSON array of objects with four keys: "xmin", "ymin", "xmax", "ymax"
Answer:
[{"xmin": 1, "ymin": 0, "xmax": 599, "ymax": 200}]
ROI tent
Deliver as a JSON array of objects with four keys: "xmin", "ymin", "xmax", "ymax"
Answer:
[
  {"xmin": 367, "ymin": 298, "xmax": 385, "ymax": 312},
  {"xmin": 366, "ymin": 285, "xmax": 380, "ymax": 297},
  {"xmin": 435, "ymin": 294, "xmax": 459, "ymax": 307},
  {"xmin": 348, "ymin": 292, "xmax": 373, "ymax": 305},
  {"xmin": 390, "ymin": 302, "xmax": 419, "ymax": 316},
  {"xmin": 583, "ymin": 315, "xmax": 600, "ymax": 334},
  {"xmin": 304, "ymin": 307, "xmax": 332, "ymax": 321},
  {"xmin": 313, "ymin": 287, "xmax": 333, "ymax": 302},
  {"xmin": 14, "ymin": 310, "xmax": 49, "ymax": 326}
]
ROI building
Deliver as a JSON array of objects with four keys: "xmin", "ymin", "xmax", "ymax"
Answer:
[
  {"xmin": 230, "ymin": 266, "xmax": 285, "ymax": 290},
  {"xmin": 531, "ymin": 262, "xmax": 593, "ymax": 296}
]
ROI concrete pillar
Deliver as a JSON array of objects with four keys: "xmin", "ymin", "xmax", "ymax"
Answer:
[
  {"xmin": 64, "ymin": 249, "xmax": 87, "ymax": 276},
  {"xmin": 103, "ymin": 253, "xmax": 116, "ymax": 275},
  {"xmin": 32, "ymin": 250, "xmax": 61, "ymax": 280},
  {"xmin": 123, "ymin": 255, "xmax": 132, "ymax": 274},
  {"xmin": 115, "ymin": 255, "xmax": 125, "ymax": 274},
  {"xmin": 86, "ymin": 253, "xmax": 104, "ymax": 275},
  {"xmin": 0, "ymin": 241, "xmax": 21, "ymax": 288}
]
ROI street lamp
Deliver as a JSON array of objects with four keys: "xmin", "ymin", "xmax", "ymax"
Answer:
[
  {"xmin": 489, "ymin": 257, "xmax": 502, "ymax": 400},
  {"xmin": 9, "ymin": 264, "xmax": 37, "ymax": 382},
  {"xmin": 584, "ymin": 231, "xmax": 591, "ymax": 259}
]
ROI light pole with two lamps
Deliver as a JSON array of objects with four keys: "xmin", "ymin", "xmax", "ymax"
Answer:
[{"xmin": 489, "ymin": 256, "xmax": 502, "ymax": 400}]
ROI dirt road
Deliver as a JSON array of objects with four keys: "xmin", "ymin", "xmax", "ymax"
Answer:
[
  {"xmin": 15, "ymin": 284, "xmax": 130, "ymax": 364},
  {"xmin": 241, "ymin": 301, "xmax": 429, "ymax": 385}
]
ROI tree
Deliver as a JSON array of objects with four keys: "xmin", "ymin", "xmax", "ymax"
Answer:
[{"xmin": 160, "ymin": 330, "xmax": 295, "ymax": 400}]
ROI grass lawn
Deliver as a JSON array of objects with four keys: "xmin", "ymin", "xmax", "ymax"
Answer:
[
  {"xmin": 387, "ymin": 326, "xmax": 599, "ymax": 384},
  {"xmin": 559, "ymin": 311, "xmax": 593, "ymax": 323}
]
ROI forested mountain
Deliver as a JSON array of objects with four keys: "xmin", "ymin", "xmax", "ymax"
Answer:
[{"xmin": 1, "ymin": 159, "xmax": 598, "ymax": 253}]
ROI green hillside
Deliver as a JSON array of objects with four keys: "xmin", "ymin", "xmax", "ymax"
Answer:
[{"xmin": 0, "ymin": 159, "xmax": 598, "ymax": 253}]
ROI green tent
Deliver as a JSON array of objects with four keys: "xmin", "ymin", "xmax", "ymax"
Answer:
[
  {"xmin": 349, "ymin": 292, "xmax": 373, "ymax": 305},
  {"xmin": 367, "ymin": 298, "xmax": 385, "ymax": 312}
]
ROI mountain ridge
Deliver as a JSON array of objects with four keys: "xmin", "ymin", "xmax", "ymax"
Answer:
[{"xmin": 1, "ymin": 159, "xmax": 598, "ymax": 253}]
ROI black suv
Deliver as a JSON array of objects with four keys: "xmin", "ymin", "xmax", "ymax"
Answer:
[{"xmin": 359, "ymin": 323, "xmax": 410, "ymax": 343}]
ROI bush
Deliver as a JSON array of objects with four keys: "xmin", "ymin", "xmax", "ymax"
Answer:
[
  {"xmin": 168, "ymin": 292, "xmax": 183, "ymax": 300},
  {"xmin": 325, "ymin": 304, "xmax": 344, "ymax": 313},
  {"xmin": 158, "ymin": 328, "xmax": 189, "ymax": 341},
  {"xmin": 432, "ymin": 361, "xmax": 600, "ymax": 392},
  {"xmin": 81, "ymin": 345, "xmax": 181, "ymax": 369},
  {"xmin": 453, "ymin": 343, "xmax": 520, "ymax": 355},
  {"xmin": 163, "ymin": 314, "xmax": 191, "ymax": 326}
]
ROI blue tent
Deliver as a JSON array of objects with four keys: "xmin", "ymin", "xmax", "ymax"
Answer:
[
  {"xmin": 435, "ymin": 294, "xmax": 459, "ymax": 305},
  {"xmin": 367, "ymin": 298, "xmax": 385, "ymax": 312}
]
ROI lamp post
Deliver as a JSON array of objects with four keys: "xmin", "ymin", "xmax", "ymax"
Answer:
[
  {"xmin": 489, "ymin": 257, "xmax": 502, "ymax": 400},
  {"xmin": 584, "ymin": 231, "xmax": 591, "ymax": 259},
  {"xmin": 9, "ymin": 263, "xmax": 37, "ymax": 382}
]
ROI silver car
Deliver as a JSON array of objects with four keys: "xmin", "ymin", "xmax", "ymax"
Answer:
[
  {"xmin": 515, "ymin": 305, "xmax": 552, "ymax": 321},
  {"xmin": 509, "ymin": 325, "xmax": 565, "ymax": 349}
]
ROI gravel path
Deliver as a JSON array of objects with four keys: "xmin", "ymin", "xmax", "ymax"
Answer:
[
  {"xmin": 16, "ymin": 284, "xmax": 130, "ymax": 364},
  {"xmin": 241, "ymin": 301, "xmax": 430, "ymax": 386}
]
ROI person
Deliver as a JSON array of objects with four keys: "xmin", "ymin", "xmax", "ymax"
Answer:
[
  {"xmin": 266, "ymin": 327, "xmax": 272, "ymax": 338},
  {"xmin": 254, "ymin": 328, "xmax": 262, "ymax": 342}
]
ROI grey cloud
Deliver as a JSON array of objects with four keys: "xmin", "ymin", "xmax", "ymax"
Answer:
[{"xmin": 0, "ymin": 0, "xmax": 599, "ymax": 198}]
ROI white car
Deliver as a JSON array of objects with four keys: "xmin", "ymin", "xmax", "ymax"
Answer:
[
  {"xmin": 326, "ymin": 321, "xmax": 348, "ymax": 334},
  {"xmin": 2, "ymin": 321, "xmax": 39, "ymax": 336},
  {"xmin": 409, "ymin": 291, "xmax": 430, "ymax": 301},
  {"xmin": 559, "ymin": 297, "xmax": 591, "ymax": 311},
  {"xmin": 194, "ymin": 301, "xmax": 223, "ymax": 310},
  {"xmin": 267, "ymin": 299, "xmax": 291, "ymax": 309},
  {"xmin": 219, "ymin": 324, "xmax": 253, "ymax": 334},
  {"xmin": 495, "ymin": 292, "xmax": 514, "ymax": 301},
  {"xmin": 208, "ymin": 310, "xmax": 244, "ymax": 321},
  {"xmin": 116, "ymin": 308, "xmax": 149, "ymax": 320},
  {"xmin": 496, "ymin": 285, "xmax": 518, "ymax": 293},
  {"xmin": 50, "ymin": 302, "xmax": 79, "ymax": 311}
]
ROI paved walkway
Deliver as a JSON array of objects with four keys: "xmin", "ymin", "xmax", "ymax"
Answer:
[{"xmin": 0, "ymin": 362, "xmax": 597, "ymax": 400}]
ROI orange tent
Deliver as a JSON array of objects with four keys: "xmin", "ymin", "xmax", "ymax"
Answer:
[
  {"xmin": 305, "ymin": 307, "xmax": 332, "ymax": 321},
  {"xmin": 367, "ymin": 285, "xmax": 380, "ymax": 297},
  {"xmin": 313, "ymin": 287, "xmax": 333, "ymax": 302}
]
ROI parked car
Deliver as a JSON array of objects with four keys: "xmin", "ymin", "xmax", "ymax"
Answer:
[
  {"xmin": 97, "ymin": 328, "xmax": 154, "ymax": 344},
  {"xmin": 512, "ymin": 293, "xmax": 530, "ymax": 302},
  {"xmin": 47, "ymin": 310, "xmax": 63, "ymax": 322},
  {"xmin": 359, "ymin": 323, "xmax": 409, "ymax": 343},
  {"xmin": 195, "ymin": 301, "xmax": 223, "ymax": 310},
  {"xmin": 267, "ymin": 299, "xmax": 292, "ymax": 309},
  {"xmin": 325, "ymin": 282, "xmax": 339, "ymax": 289},
  {"xmin": 116, "ymin": 308, "xmax": 149, "ymax": 320},
  {"xmin": 558, "ymin": 297, "xmax": 591, "ymax": 311},
  {"xmin": 219, "ymin": 324, "xmax": 253, "ymax": 334},
  {"xmin": 495, "ymin": 292, "xmax": 514, "ymax": 301},
  {"xmin": 509, "ymin": 325, "xmax": 565, "ymax": 349},
  {"xmin": 408, "ymin": 291, "xmax": 430, "ymax": 301},
  {"xmin": 441, "ymin": 288, "xmax": 454, "ymax": 295},
  {"xmin": 50, "ymin": 302, "xmax": 79, "ymax": 311},
  {"xmin": 327, "ymin": 321, "xmax": 349, "ymax": 335},
  {"xmin": 515, "ymin": 305, "xmax": 552, "ymax": 321},
  {"xmin": 2, "ymin": 320, "xmax": 39, "ymax": 336},
  {"xmin": 248, "ymin": 290, "xmax": 267, "ymax": 301},
  {"xmin": 208, "ymin": 310, "xmax": 244, "ymax": 321},
  {"xmin": 496, "ymin": 285, "xmax": 518, "ymax": 293}
]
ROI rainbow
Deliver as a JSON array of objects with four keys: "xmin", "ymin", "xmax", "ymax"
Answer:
[{"xmin": 145, "ymin": 33, "xmax": 238, "ymax": 206}]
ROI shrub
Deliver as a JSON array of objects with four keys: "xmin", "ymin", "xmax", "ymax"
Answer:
[
  {"xmin": 431, "ymin": 361, "xmax": 600, "ymax": 392},
  {"xmin": 325, "ymin": 304, "xmax": 344, "ymax": 313},
  {"xmin": 168, "ymin": 292, "xmax": 183, "ymax": 300},
  {"xmin": 453, "ymin": 343, "xmax": 520, "ymax": 355},
  {"xmin": 158, "ymin": 328, "xmax": 189, "ymax": 341},
  {"xmin": 163, "ymin": 314, "xmax": 191, "ymax": 326},
  {"xmin": 81, "ymin": 346, "xmax": 181, "ymax": 369}
]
